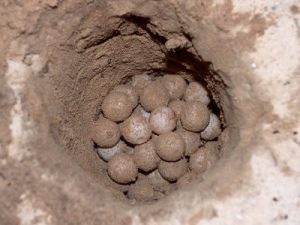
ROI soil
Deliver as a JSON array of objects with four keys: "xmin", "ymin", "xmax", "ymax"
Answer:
[{"xmin": 0, "ymin": 0, "xmax": 299, "ymax": 225}]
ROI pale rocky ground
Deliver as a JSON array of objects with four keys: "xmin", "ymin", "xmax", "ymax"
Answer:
[{"xmin": 0, "ymin": 0, "xmax": 299, "ymax": 225}]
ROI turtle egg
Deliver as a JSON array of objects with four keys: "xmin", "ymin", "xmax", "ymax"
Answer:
[
  {"xmin": 184, "ymin": 82, "xmax": 210, "ymax": 105},
  {"xmin": 133, "ymin": 140, "xmax": 160, "ymax": 172},
  {"xmin": 120, "ymin": 114, "xmax": 152, "ymax": 145},
  {"xmin": 108, "ymin": 153, "xmax": 138, "ymax": 184},
  {"xmin": 180, "ymin": 101, "xmax": 210, "ymax": 132},
  {"xmin": 102, "ymin": 92, "xmax": 133, "ymax": 122},
  {"xmin": 91, "ymin": 117, "xmax": 120, "ymax": 148},
  {"xmin": 149, "ymin": 106, "xmax": 177, "ymax": 134},
  {"xmin": 176, "ymin": 128, "xmax": 200, "ymax": 156},
  {"xmin": 96, "ymin": 140, "xmax": 126, "ymax": 162},
  {"xmin": 140, "ymin": 81, "xmax": 170, "ymax": 112},
  {"xmin": 161, "ymin": 75, "xmax": 187, "ymax": 100},
  {"xmin": 155, "ymin": 132, "xmax": 185, "ymax": 161},
  {"xmin": 201, "ymin": 113, "xmax": 222, "ymax": 140},
  {"xmin": 158, "ymin": 158, "xmax": 188, "ymax": 182},
  {"xmin": 112, "ymin": 84, "xmax": 139, "ymax": 108}
]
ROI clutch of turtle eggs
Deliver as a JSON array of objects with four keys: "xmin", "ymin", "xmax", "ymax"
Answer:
[{"xmin": 90, "ymin": 74, "xmax": 222, "ymax": 201}]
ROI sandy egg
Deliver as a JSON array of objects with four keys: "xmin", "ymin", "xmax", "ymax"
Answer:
[
  {"xmin": 131, "ymin": 74, "xmax": 152, "ymax": 95},
  {"xmin": 120, "ymin": 114, "xmax": 152, "ymax": 145},
  {"xmin": 176, "ymin": 128, "xmax": 200, "ymax": 156},
  {"xmin": 127, "ymin": 179, "xmax": 155, "ymax": 201},
  {"xmin": 201, "ymin": 113, "xmax": 222, "ymax": 140},
  {"xmin": 102, "ymin": 92, "xmax": 134, "ymax": 122},
  {"xmin": 149, "ymin": 106, "xmax": 177, "ymax": 134},
  {"xmin": 158, "ymin": 158, "xmax": 188, "ymax": 182},
  {"xmin": 140, "ymin": 81, "xmax": 170, "ymax": 112},
  {"xmin": 108, "ymin": 153, "xmax": 138, "ymax": 184},
  {"xmin": 155, "ymin": 132, "xmax": 185, "ymax": 161},
  {"xmin": 96, "ymin": 140, "xmax": 126, "ymax": 161},
  {"xmin": 161, "ymin": 75, "xmax": 187, "ymax": 100},
  {"xmin": 91, "ymin": 117, "xmax": 120, "ymax": 148},
  {"xmin": 133, "ymin": 140, "xmax": 160, "ymax": 172},
  {"xmin": 180, "ymin": 101, "xmax": 210, "ymax": 132},
  {"xmin": 184, "ymin": 82, "xmax": 210, "ymax": 105},
  {"xmin": 169, "ymin": 100, "xmax": 185, "ymax": 119},
  {"xmin": 112, "ymin": 84, "xmax": 139, "ymax": 108}
]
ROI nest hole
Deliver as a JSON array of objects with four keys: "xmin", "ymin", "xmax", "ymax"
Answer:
[{"xmin": 46, "ymin": 12, "xmax": 236, "ymax": 206}]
